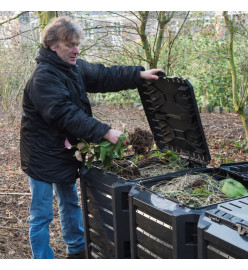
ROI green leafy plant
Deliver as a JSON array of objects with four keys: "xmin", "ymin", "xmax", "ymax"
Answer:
[
  {"xmin": 165, "ymin": 151, "xmax": 189, "ymax": 170},
  {"xmin": 231, "ymin": 139, "xmax": 248, "ymax": 153},
  {"xmin": 192, "ymin": 185, "xmax": 213, "ymax": 198},
  {"xmin": 223, "ymin": 158, "xmax": 235, "ymax": 163},
  {"xmin": 150, "ymin": 150, "xmax": 179, "ymax": 161},
  {"xmin": 134, "ymin": 154, "xmax": 144, "ymax": 165},
  {"xmin": 220, "ymin": 178, "xmax": 248, "ymax": 198},
  {"xmin": 65, "ymin": 132, "xmax": 127, "ymax": 169},
  {"xmin": 150, "ymin": 151, "xmax": 167, "ymax": 159}
]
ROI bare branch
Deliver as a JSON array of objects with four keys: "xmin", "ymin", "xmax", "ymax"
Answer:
[
  {"xmin": 108, "ymin": 11, "xmax": 139, "ymax": 29},
  {"xmin": 79, "ymin": 33, "xmax": 109, "ymax": 54},
  {"xmin": 169, "ymin": 12, "xmax": 190, "ymax": 50},
  {"xmin": 129, "ymin": 11, "xmax": 141, "ymax": 22},
  {"xmin": 0, "ymin": 29, "xmax": 34, "ymax": 41},
  {"xmin": 0, "ymin": 11, "xmax": 29, "ymax": 26}
]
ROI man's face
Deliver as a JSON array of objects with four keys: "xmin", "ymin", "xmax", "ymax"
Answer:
[{"xmin": 50, "ymin": 37, "xmax": 80, "ymax": 65}]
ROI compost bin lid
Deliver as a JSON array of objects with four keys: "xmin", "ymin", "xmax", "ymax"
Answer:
[
  {"xmin": 138, "ymin": 73, "xmax": 211, "ymax": 164},
  {"xmin": 205, "ymin": 197, "xmax": 248, "ymax": 235}
]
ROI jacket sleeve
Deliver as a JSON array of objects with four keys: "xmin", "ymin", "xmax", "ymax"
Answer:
[
  {"xmin": 78, "ymin": 60, "xmax": 145, "ymax": 93},
  {"xmin": 29, "ymin": 68, "xmax": 110, "ymax": 143}
]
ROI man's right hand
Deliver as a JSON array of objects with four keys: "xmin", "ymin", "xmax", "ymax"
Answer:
[{"xmin": 103, "ymin": 129, "xmax": 124, "ymax": 145}]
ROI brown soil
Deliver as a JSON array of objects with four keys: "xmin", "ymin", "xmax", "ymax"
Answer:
[
  {"xmin": 129, "ymin": 127, "xmax": 154, "ymax": 156},
  {"xmin": 0, "ymin": 104, "xmax": 247, "ymax": 259},
  {"xmin": 185, "ymin": 179, "xmax": 206, "ymax": 189}
]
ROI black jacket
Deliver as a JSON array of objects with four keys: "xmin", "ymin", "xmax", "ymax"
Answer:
[{"xmin": 20, "ymin": 46, "xmax": 145, "ymax": 183}]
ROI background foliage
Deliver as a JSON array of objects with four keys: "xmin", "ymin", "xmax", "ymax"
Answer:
[{"xmin": 0, "ymin": 11, "xmax": 247, "ymax": 114}]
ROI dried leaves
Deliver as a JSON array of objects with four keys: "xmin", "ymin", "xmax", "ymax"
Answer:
[{"xmin": 0, "ymin": 105, "xmax": 248, "ymax": 258}]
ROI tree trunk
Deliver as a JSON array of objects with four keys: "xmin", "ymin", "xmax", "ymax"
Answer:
[
  {"xmin": 138, "ymin": 11, "xmax": 153, "ymax": 69},
  {"xmin": 35, "ymin": 11, "xmax": 58, "ymax": 36},
  {"xmin": 223, "ymin": 11, "xmax": 248, "ymax": 140},
  {"xmin": 239, "ymin": 113, "xmax": 248, "ymax": 139},
  {"xmin": 137, "ymin": 11, "xmax": 175, "ymax": 69}
]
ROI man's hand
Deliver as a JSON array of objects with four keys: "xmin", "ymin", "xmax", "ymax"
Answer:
[
  {"xmin": 103, "ymin": 129, "xmax": 124, "ymax": 145},
  {"xmin": 140, "ymin": 69, "xmax": 164, "ymax": 80}
]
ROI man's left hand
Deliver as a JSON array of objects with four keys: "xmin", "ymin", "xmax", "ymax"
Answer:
[{"xmin": 140, "ymin": 69, "xmax": 164, "ymax": 80}]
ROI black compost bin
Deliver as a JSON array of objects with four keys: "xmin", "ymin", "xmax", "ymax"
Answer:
[
  {"xmin": 220, "ymin": 162, "xmax": 248, "ymax": 180},
  {"xmin": 127, "ymin": 75, "xmax": 248, "ymax": 259},
  {"xmin": 80, "ymin": 75, "xmax": 210, "ymax": 259},
  {"xmin": 197, "ymin": 197, "xmax": 248, "ymax": 259},
  {"xmin": 80, "ymin": 164, "xmax": 204, "ymax": 259},
  {"xmin": 80, "ymin": 166, "xmax": 136, "ymax": 259},
  {"xmin": 129, "ymin": 167, "xmax": 248, "ymax": 259}
]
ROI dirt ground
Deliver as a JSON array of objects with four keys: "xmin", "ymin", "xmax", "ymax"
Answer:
[{"xmin": 0, "ymin": 104, "xmax": 247, "ymax": 259}]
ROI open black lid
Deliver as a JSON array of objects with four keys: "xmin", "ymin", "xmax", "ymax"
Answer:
[{"xmin": 138, "ymin": 74, "xmax": 211, "ymax": 164}]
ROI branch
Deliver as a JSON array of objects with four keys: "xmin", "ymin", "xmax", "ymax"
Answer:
[
  {"xmin": 0, "ymin": 11, "xmax": 29, "ymax": 26},
  {"xmin": 129, "ymin": 11, "xmax": 141, "ymax": 22},
  {"xmin": 152, "ymin": 12, "xmax": 160, "ymax": 55},
  {"xmin": 0, "ymin": 192, "xmax": 31, "ymax": 195},
  {"xmin": 223, "ymin": 11, "xmax": 240, "ymax": 112},
  {"xmin": 0, "ymin": 29, "xmax": 34, "ymax": 41},
  {"xmin": 108, "ymin": 11, "xmax": 139, "ymax": 28},
  {"xmin": 137, "ymin": 11, "xmax": 153, "ymax": 67},
  {"xmin": 97, "ymin": 38, "xmax": 147, "ymax": 63},
  {"xmin": 79, "ymin": 33, "xmax": 110, "ymax": 55},
  {"xmin": 169, "ymin": 12, "xmax": 189, "ymax": 51}
]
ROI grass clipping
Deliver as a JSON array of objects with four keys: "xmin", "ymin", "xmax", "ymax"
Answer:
[{"xmin": 150, "ymin": 173, "xmax": 230, "ymax": 207}]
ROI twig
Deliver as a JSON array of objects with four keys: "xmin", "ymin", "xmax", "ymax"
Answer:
[
  {"xmin": 0, "ymin": 192, "xmax": 31, "ymax": 195},
  {"xmin": 0, "ymin": 11, "xmax": 28, "ymax": 26},
  {"xmin": 0, "ymin": 216, "xmax": 12, "ymax": 219},
  {"xmin": 0, "ymin": 226, "xmax": 28, "ymax": 230}
]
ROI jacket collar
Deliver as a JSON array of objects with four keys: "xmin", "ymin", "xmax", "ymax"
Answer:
[{"xmin": 35, "ymin": 45, "xmax": 78, "ymax": 79}]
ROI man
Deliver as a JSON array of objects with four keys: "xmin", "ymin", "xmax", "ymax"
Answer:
[{"xmin": 20, "ymin": 16, "xmax": 162, "ymax": 259}]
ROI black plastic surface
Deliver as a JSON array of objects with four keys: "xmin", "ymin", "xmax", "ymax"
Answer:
[
  {"xmin": 129, "ymin": 185, "xmax": 199, "ymax": 259},
  {"xmin": 138, "ymin": 76, "xmax": 211, "ymax": 164},
  {"xmin": 197, "ymin": 197, "xmax": 248, "ymax": 259},
  {"xmin": 205, "ymin": 197, "xmax": 248, "ymax": 228},
  {"xmin": 80, "ymin": 166, "xmax": 136, "ymax": 259},
  {"xmin": 220, "ymin": 162, "xmax": 248, "ymax": 179},
  {"xmin": 80, "ymin": 158, "xmax": 205, "ymax": 259},
  {"xmin": 129, "ymin": 167, "xmax": 248, "ymax": 259}
]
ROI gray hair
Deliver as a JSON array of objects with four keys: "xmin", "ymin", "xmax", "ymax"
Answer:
[{"xmin": 42, "ymin": 16, "xmax": 81, "ymax": 48}]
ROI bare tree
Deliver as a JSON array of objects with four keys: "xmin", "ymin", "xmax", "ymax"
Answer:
[
  {"xmin": 78, "ymin": 11, "xmax": 189, "ymax": 74},
  {"xmin": 223, "ymin": 11, "xmax": 248, "ymax": 139},
  {"xmin": 0, "ymin": 11, "xmax": 190, "ymax": 117}
]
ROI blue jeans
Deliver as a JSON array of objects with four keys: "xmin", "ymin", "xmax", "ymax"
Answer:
[{"xmin": 28, "ymin": 176, "xmax": 85, "ymax": 259}]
